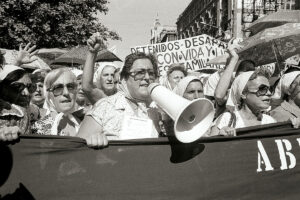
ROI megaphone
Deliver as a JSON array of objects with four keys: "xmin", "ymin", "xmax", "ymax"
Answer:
[{"xmin": 148, "ymin": 83, "xmax": 215, "ymax": 143}]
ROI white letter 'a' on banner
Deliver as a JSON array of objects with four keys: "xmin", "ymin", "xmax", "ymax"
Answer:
[
  {"xmin": 275, "ymin": 139, "xmax": 296, "ymax": 170},
  {"xmin": 257, "ymin": 140, "xmax": 274, "ymax": 172}
]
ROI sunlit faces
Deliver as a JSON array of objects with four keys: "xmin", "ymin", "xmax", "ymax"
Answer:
[
  {"xmin": 7, "ymin": 74, "xmax": 33, "ymax": 107},
  {"xmin": 126, "ymin": 58, "xmax": 156, "ymax": 101},
  {"xmin": 183, "ymin": 80, "xmax": 204, "ymax": 101},
  {"xmin": 31, "ymin": 82, "xmax": 45, "ymax": 106},
  {"xmin": 168, "ymin": 70, "xmax": 185, "ymax": 89},
  {"xmin": 244, "ymin": 76, "xmax": 271, "ymax": 111},
  {"xmin": 76, "ymin": 77, "xmax": 86, "ymax": 102},
  {"xmin": 49, "ymin": 72, "xmax": 77, "ymax": 113},
  {"xmin": 99, "ymin": 65, "xmax": 116, "ymax": 94}
]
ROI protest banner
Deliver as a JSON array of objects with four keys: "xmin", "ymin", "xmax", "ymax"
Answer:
[
  {"xmin": 2, "ymin": 122, "xmax": 300, "ymax": 199},
  {"xmin": 131, "ymin": 34, "xmax": 228, "ymax": 76}
]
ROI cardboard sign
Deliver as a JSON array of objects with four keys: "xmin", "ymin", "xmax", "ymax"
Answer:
[
  {"xmin": 119, "ymin": 115, "xmax": 154, "ymax": 140},
  {"xmin": 131, "ymin": 34, "xmax": 228, "ymax": 76}
]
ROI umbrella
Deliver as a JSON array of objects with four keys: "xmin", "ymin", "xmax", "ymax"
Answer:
[
  {"xmin": 247, "ymin": 10, "xmax": 300, "ymax": 36},
  {"xmin": 1, "ymin": 49, "xmax": 51, "ymax": 70},
  {"xmin": 37, "ymin": 48, "xmax": 68, "ymax": 65},
  {"xmin": 238, "ymin": 23, "xmax": 300, "ymax": 69},
  {"xmin": 51, "ymin": 46, "xmax": 122, "ymax": 66}
]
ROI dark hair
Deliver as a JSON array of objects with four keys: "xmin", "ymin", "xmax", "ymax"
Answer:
[
  {"xmin": 30, "ymin": 72, "xmax": 46, "ymax": 83},
  {"xmin": 0, "ymin": 69, "xmax": 27, "ymax": 99},
  {"xmin": 0, "ymin": 70, "xmax": 26, "ymax": 85},
  {"xmin": 167, "ymin": 63, "xmax": 188, "ymax": 77},
  {"xmin": 236, "ymin": 60, "xmax": 256, "ymax": 75},
  {"xmin": 120, "ymin": 52, "xmax": 158, "ymax": 79}
]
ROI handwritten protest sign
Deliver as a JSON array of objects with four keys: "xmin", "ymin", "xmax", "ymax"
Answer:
[{"xmin": 131, "ymin": 34, "xmax": 228, "ymax": 76}]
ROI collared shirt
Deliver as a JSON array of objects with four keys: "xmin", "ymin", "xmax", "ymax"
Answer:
[
  {"xmin": 87, "ymin": 91, "xmax": 160, "ymax": 140},
  {"xmin": 270, "ymin": 101, "xmax": 300, "ymax": 122}
]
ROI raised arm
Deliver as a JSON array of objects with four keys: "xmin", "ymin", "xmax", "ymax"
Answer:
[
  {"xmin": 82, "ymin": 33, "xmax": 107, "ymax": 104},
  {"xmin": 14, "ymin": 43, "xmax": 38, "ymax": 66},
  {"xmin": 214, "ymin": 39, "xmax": 242, "ymax": 106}
]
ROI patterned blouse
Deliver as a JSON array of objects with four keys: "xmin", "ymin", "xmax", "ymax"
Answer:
[
  {"xmin": 0, "ymin": 100, "xmax": 31, "ymax": 134},
  {"xmin": 31, "ymin": 108, "xmax": 86, "ymax": 136},
  {"xmin": 87, "ymin": 91, "xmax": 161, "ymax": 140}
]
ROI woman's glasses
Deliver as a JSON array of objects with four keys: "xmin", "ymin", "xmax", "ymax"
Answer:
[
  {"xmin": 47, "ymin": 83, "xmax": 77, "ymax": 96},
  {"xmin": 129, "ymin": 69, "xmax": 156, "ymax": 81},
  {"xmin": 10, "ymin": 82, "xmax": 37, "ymax": 93},
  {"xmin": 248, "ymin": 84, "xmax": 274, "ymax": 97}
]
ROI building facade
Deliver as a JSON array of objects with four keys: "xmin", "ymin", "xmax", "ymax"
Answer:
[
  {"xmin": 150, "ymin": 18, "xmax": 177, "ymax": 44},
  {"xmin": 176, "ymin": 0, "xmax": 300, "ymax": 41}
]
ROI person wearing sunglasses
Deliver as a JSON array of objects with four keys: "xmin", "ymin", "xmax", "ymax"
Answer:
[
  {"xmin": 0, "ymin": 65, "xmax": 34, "ymax": 137},
  {"xmin": 32, "ymin": 68, "xmax": 81, "ymax": 136},
  {"xmin": 210, "ymin": 68, "xmax": 276, "ymax": 136},
  {"xmin": 78, "ymin": 52, "xmax": 162, "ymax": 148},
  {"xmin": 270, "ymin": 70, "xmax": 300, "ymax": 128}
]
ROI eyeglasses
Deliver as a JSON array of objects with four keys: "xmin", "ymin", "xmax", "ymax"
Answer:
[
  {"xmin": 47, "ymin": 83, "xmax": 77, "ymax": 96},
  {"xmin": 129, "ymin": 69, "xmax": 156, "ymax": 81},
  {"xmin": 10, "ymin": 82, "xmax": 37, "ymax": 93},
  {"xmin": 247, "ymin": 85, "xmax": 274, "ymax": 97}
]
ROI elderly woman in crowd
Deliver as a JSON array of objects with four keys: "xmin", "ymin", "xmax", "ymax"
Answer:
[
  {"xmin": 82, "ymin": 33, "xmax": 118, "ymax": 105},
  {"xmin": 161, "ymin": 63, "xmax": 187, "ymax": 90},
  {"xmin": 28, "ymin": 70, "xmax": 50, "ymax": 123},
  {"xmin": 210, "ymin": 68, "xmax": 276, "ymax": 136},
  {"xmin": 0, "ymin": 43, "xmax": 39, "ymax": 142},
  {"xmin": 205, "ymin": 52, "xmax": 256, "ymax": 119},
  {"xmin": 30, "ymin": 70, "xmax": 47, "ymax": 108},
  {"xmin": 173, "ymin": 76, "xmax": 204, "ymax": 100},
  {"xmin": 71, "ymin": 68, "xmax": 90, "ymax": 109},
  {"xmin": 32, "ymin": 68, "xmax": 81, "ymax": 136},
  {"xmin": 161, "ymin": 76, "xmax": 205, "ymax": 135},
  {"xmin": 270, "ymin": 70, "xmax": 300, "ymax": 127},
  {"xmin": 0, "ymin": 65, "xmax": 35, "ymax": 137},
  {"xmin": 78, "ymin": 51, "xmax": 161, "ymax": 148}
]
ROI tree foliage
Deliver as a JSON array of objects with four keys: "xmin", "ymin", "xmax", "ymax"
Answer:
[{"xmin": 0, "ymin": 0, "xmax": 121, "ymax": 49}]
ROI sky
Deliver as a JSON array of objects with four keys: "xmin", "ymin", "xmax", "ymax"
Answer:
[{"xmin": 98, "ymin": 0, "xmax": 191, "ymax": 65}]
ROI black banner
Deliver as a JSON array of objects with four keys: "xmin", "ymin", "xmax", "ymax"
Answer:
[{"xmin": 1, "ymin": 122, "xmax": 300, "ymax": 199}]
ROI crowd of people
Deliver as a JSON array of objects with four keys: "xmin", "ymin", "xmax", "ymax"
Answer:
[{"xmin": 1, "ymin": 33, "xmax": 300, "ymax": 148}]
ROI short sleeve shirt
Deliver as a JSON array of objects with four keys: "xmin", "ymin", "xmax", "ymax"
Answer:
[
  {"xmin": 87, "ymin": 92, "xmax": 160, "ymax": 140},
  {"xmin": 203, "ymin": 71, "xmax": 221, "ymax": 97}
]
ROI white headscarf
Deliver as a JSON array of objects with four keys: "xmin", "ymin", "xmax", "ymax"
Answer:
[
  {"xmin": 226, "ymin": 71, "xmax": 255, "ymax": 109},
  {"xmin": 71, "ymin": 68, "xmax": 83, "ymax": 78},
  {"xmin": 173, "ymin": 76, "xmax": 201, "ymax": 97},
  {"xmin": 93, "ymin": 62, "xmax": 117, "ymax": 87},
  {"xmin": 273, "ymin": 71, "xmax": 300, "ymax": 100},
  {"xmin": 43, "ymin": 68, "xmax": 80, "ymax": 135}
]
